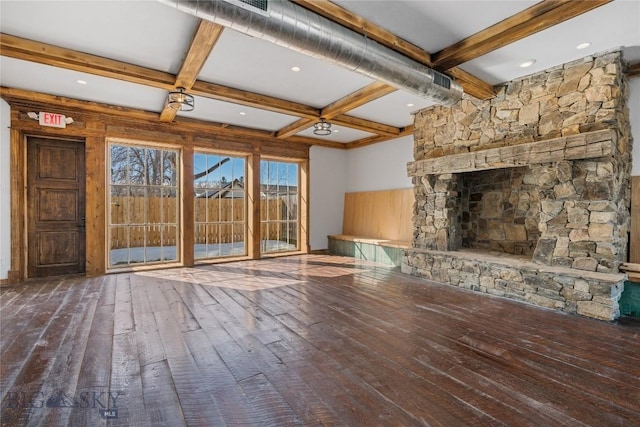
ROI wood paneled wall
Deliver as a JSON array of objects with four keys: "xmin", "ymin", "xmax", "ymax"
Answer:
[
  {"xmin": 342, "ymin": 189, "xmax": 414, "ymax": 242},
  {"xmin": 6, "ymin": 103, "xmax": 310, "ymax": 282},
  {"xmin": 631, "ymin": 176, "xmax": 640, "ymax": 264}
]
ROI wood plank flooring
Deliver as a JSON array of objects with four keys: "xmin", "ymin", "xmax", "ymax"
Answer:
[{"xmin": 1, "ymin": 254, "xmax": 639, "ymax": 426}]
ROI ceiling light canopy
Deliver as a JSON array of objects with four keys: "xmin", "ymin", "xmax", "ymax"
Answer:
[
  {"xmin": 167, "ymin": 87, "xmax": 195, "ymax": 111},
  {"xmin": 313, "ymin": 118, "xmax": 332, "ymax": 136}
]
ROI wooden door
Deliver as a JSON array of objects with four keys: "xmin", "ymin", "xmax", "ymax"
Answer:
[{"xmin": 27, "ymin": 137, "xmax": 86, "ymax": 277}]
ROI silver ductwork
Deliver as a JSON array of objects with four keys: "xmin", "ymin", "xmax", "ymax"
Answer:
[{"xmin": 158, "ymin": 0, "xmax": 463, "ymax": 105}]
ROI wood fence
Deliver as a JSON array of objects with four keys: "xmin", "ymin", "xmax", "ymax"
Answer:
[{"xmin": 110, "ymin": 196, "xmax": 296, "ymax": 249}]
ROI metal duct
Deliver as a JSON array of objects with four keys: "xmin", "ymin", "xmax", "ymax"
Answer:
[{"xmin": 158, "ymin": 0, "xmax": 463, "ymax": 105}]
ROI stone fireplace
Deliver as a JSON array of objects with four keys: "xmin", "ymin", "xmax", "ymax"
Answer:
[{"xmin": 403, "ymin": 51, "xmax": 632, "ymax": 321}]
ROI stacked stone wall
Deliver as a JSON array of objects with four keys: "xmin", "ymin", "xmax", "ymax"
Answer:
[
  {"xmin": 405, "ymin": 51, "xmax": 633, "ymax": 320},
  {"xmin": 410, "ymin": 51, "xmax": 632, "ymax": 273},
  {"xmin": 460, "ymin": 167, "xmax": 540, "ymax": 256}
]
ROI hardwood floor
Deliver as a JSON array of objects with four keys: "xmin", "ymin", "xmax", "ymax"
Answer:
[{"xmin": 1, "ymin": 255, "xmax": 639, "ymax": 426}]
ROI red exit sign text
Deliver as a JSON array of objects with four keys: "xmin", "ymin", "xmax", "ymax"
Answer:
[{"xmin": 39, "ymin": 112, "xmax": 67, "ymax": 128}]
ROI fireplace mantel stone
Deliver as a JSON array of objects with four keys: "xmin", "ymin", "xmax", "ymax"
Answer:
[
  {"xmin": 407, "ymin": 129, "xmax": 616, "ymax": 177},
  {"xmin": 404, "ymin": 51, "xmax": 632, "ymax": 320}
]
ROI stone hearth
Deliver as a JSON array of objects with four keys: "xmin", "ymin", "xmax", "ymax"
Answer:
[{"xmin": 403, "ymin": 51, "xmax": 632, "ymax": 320}]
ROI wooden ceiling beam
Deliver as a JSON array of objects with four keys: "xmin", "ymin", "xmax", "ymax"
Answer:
[
  {"xmin": 0, "ymin": 33, "xmax": 176, "ymax": 89},
  {"xmin": 627, "ymin": 62, "xmax": 640, "ymax": 78},
  {"xmin": 160, "ymin": 21, "xmax": 225, "ymax": 122},
  {"xmin": 276, "ymin": 118, "xmax": 316, "ymax": 139},
  {"xmin": 0, "ymin": 86, "xmax": 325, "ymax": 146},
  {"xmin": 286, "ymin": 135, "xmax": 348, "ymax": 149},
  {"xmin": 332, "ymin": 115, "xmax": 400, "ymax": 136},
  {"xmin": 290, "ymin": 0, "xmax": 433, "ymax": 67},
  {"xmin": 290, "ymin": 0, "xmax": 496, "ymax": 99},
  {"xmin": 275, "ymin": 81, "xmax": 397, "ymax": 139},
  {"xmin": 446, "ymin": 68, "xmax": 496, "ymax": 100},
  {"xmin": 190, "ymin": 80, "xmax": 319, "ymax": 119},
  {"xmin": 321, "ymin": 81, "xmax": 397, "ymax": 118},
  {"xmin": 346, "ymin": 125, "xmax": 414, "ymax": 150},
  {"xmin": 432, "ymin": 0, "xmax": 612, "ymax": 71},
  {"xmin": 0, "ymin": 33, "xmax": 321, "ymax": 119}
]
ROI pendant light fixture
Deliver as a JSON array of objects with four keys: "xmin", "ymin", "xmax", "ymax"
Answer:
[
  {"xmin": 167, "ymin": 87, "xmax": 195, "ymax": 111},
  {"xmin": 313, "ymin": 118, "xmax": 332, "ymax": 136}
]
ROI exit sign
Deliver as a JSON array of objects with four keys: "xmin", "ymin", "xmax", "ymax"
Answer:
[{"xmin": 38, "ymin": 111, "xmax": 67, "ymax": 128}]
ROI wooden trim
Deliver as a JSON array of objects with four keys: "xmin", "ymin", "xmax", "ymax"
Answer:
[
  {"xmin": 432, "ymin": 0, "xmax": 612, "ymax": 70},
  {"xmin": 299, "ymin": 159, "xmax": 310, "ymax": 253},
  {"xmin": 10, "ymin": 127, "xmax": 25, "ymax": 282},
  {"xmin": 0, "ymin": 278, "xmax": 8, "ymax": 286},
  {"xmin": 627, "ymin": 62, "xmax": 640, "ymax": 78},
  {"xmin": 85, "ymin": 134, "xmax": 106, "ymax": 276},
  {"xmin": 247, "ymin": 152, "xmax": 261, "ymax": 260},
  {"xmin": 182, "ymin": 144, "xmax": 195, "ymax": 267}
]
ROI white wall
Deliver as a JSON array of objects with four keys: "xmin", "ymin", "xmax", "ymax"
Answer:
[
  {"xmin": 345, "ymin": 135, "xmax": 414, "ymax": 192},
  {"xmin": 0, "ymin": 99, "xmax": 10, "ymax": 280},
  {"xmin": 309, "ymin": 146, "xmax": 347, "ymax": 250},
  {"xmin": 630, "ymin": 78, "xmax": 640, "ymax": 176}
]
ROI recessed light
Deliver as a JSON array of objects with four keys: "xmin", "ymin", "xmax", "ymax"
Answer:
[
  {"xmin": 407, "ymin": 103, "xmax": 414, "ymax": 107},
  {"xmin": 239, "ymin": 111, "xmax": 246, "ymax": 116},
  {"xmin": 291, "ymin": 66, "xmax": 301, "ymax": 72},
  {"xmin": 76, "ymin": 79, "xmax": 87, "ymax": 85},
  {"xmin": 333, "ymin": 129, "xmax": 339, "ymax": 133},
  {"xmin": 519, "ymin": 59, "xmax": 536, "ymax": 68},
  {"xmin": 576, "ymin": 42, "xmax": 591, "ymax": 50}
]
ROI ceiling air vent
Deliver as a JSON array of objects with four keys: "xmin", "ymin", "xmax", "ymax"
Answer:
[
  {"xmin": 433, "ymin": 72, "xmax": 451, "ymax": 90},
  {"xmin": 223, "ymin": 0, "xmax": 269, "ymax": 16}
]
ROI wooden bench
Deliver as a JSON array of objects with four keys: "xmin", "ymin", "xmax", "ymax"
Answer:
[
  {"xmin": 328, "ymin": 189, "xmax": 413, "ymax": 267},
  {"xmin": 621, "ymin": 263, "xmax": 640, "ymax": 283}
]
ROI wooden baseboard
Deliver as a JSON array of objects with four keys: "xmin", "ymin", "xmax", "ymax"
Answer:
[
  {"xmin": 7, "ymin": 270, "xmax": 22, "ymax": 284},
  {"xmin": 309, "ymin": 249, "xmax": 329, "ymax": 255},
  {"xmin": 0, "ymin": 278, "xmax": 8, "ymax": 286}
]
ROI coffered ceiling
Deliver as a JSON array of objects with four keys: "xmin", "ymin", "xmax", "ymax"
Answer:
[{"xmin": 1, "ymin": 0, "xmax": 639, "ymax": 149}]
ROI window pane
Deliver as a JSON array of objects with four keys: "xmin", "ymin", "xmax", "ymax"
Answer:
[
  {"xmin": 110, "ymin": 146, "xmax": 129, "ymax": 184},
  {"xmin": 108, "ymin": 143, "xmax": 179, "ymax": 268},
  {"xmin": 194, "ymin": 151, "xmax": 247, "ymax": 260},
  {"xmin": 261, "ymin": 160, "xmax": 299, "ymax": 254}
]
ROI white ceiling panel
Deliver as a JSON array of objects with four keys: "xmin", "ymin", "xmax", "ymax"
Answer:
[
  {"xmin": 348, "ymin": 91, "xmax": 436, "ymax": 128},
  {"xmin": 459, "ymin": 0, "xmax": 640, "ymax": 85},
  {"xmin": 180, "ymin": 96, "xmax": 299, "ymax": 132},
  {"xmin": 0, "ymin": 56, "xmax": 167, "ymax": 112},
  {"xmin": 0, "ymin": 1, "xmax": 198, "ymax": 74},
  {"xmin": 199, "ymin": 29, "xmax": 375, "ymax": 108},
  {"xmin": 0, "ymin": 0, "xmax": 638, "ymax": 144},
  {"xmin": 297, "ymin": 123, "xmax": 376, "ymax": 144},
  {"xmin": 332, "ymin": 0, "xmax": 538, "ymax": 53}
]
